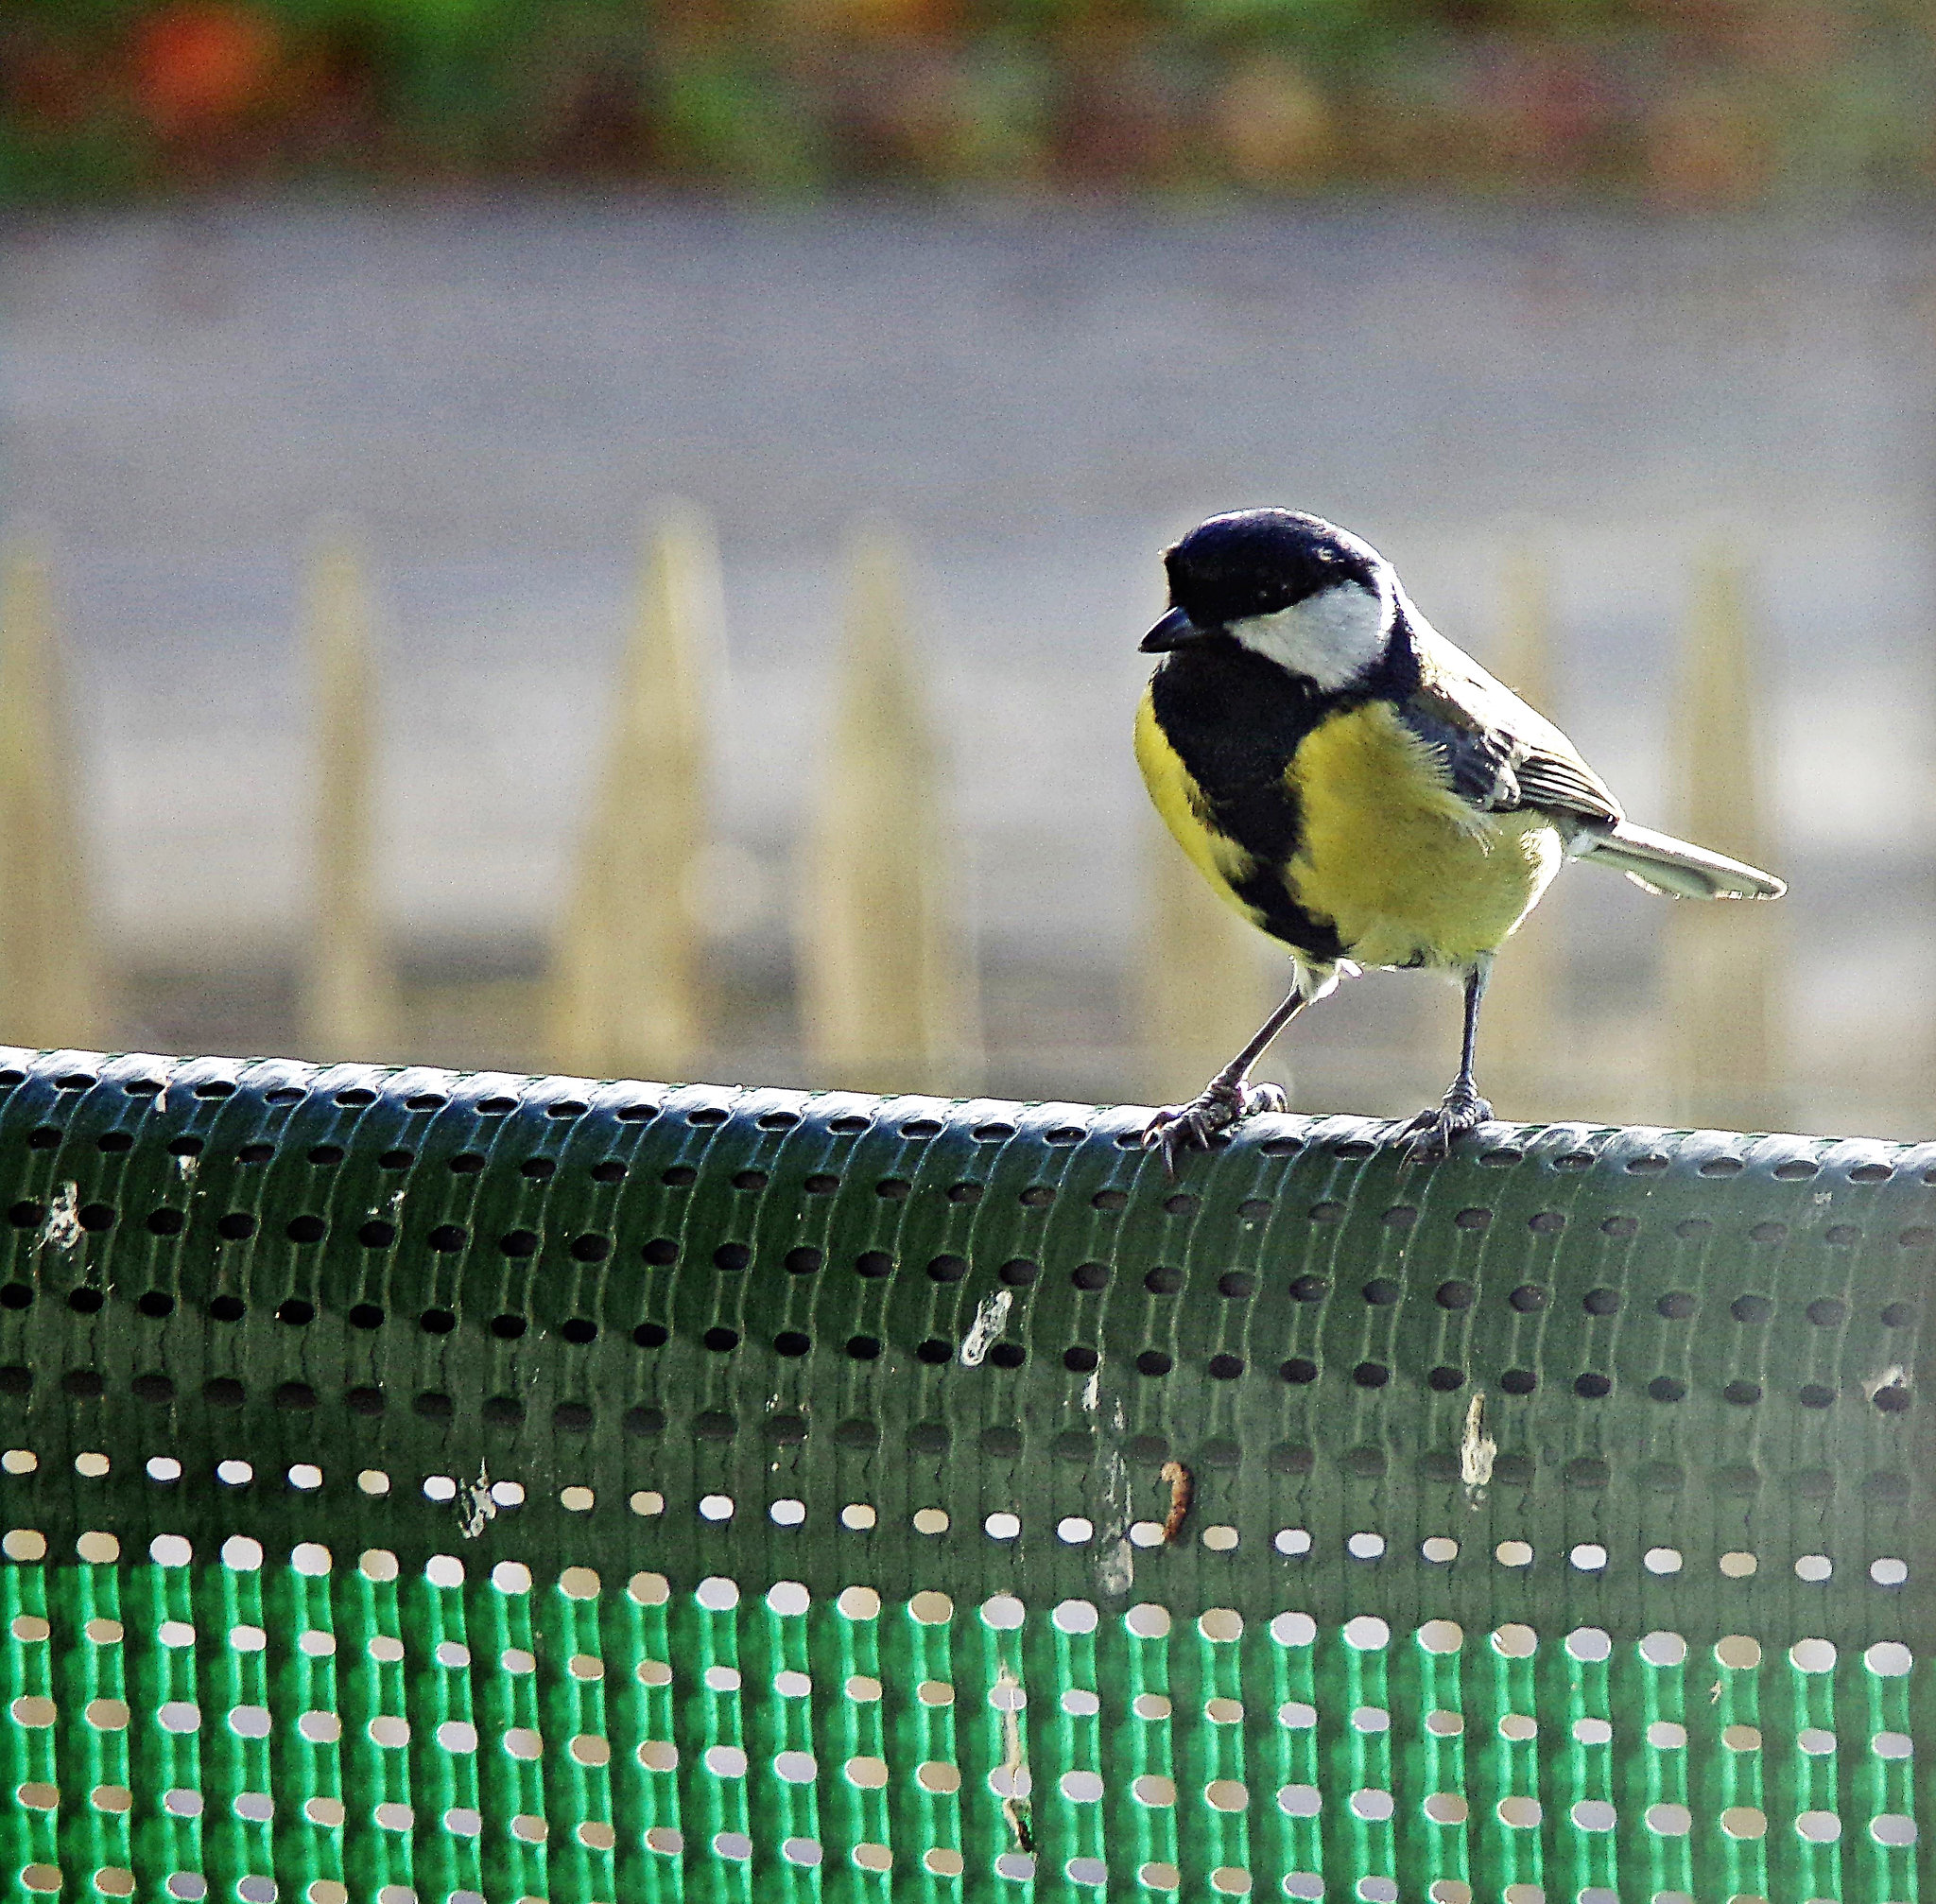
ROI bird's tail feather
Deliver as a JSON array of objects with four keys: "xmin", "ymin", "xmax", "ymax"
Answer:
[{"xmin": 1574, "ymin": 822, "xmax": 1785, "ymax": 900}]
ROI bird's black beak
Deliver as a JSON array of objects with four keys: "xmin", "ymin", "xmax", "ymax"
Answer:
[{"xmin": 1140, "ymin": 606, "xmax": 1201, "ymax": 652}]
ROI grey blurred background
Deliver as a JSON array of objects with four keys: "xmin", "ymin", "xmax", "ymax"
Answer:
[{"xmin": 5, "ymin": 198, "xmax": 1934, "ymax": 1135}]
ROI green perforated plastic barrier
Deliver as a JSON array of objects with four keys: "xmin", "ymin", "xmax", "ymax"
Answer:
[{"xmin": 0, "ymin": 1046, "xmax": 1925, "ymax": 1904}]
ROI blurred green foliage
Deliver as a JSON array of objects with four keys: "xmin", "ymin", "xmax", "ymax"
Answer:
[{"xmin": 3, "ymin": 0, "xmax": 1933, "ymax": 204}]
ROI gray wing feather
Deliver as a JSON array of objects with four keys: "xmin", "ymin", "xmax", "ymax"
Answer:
[
  {"xmin": 1511, "ymin": 749, "xmax": 1624, "ymax": 824},
  {"xmin": 1401, "ymin": 626, "xmax": 1623, "ymax": 828}
]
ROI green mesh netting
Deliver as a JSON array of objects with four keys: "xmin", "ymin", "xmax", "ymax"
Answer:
[{"xmin": 0, "ymin": 1047, "xmax": 1925, "ymax": 1904}]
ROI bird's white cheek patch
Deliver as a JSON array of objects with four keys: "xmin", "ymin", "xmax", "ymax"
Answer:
[{"xmin": 1229, "ymin": 582, "xmax": 1389, "ymax": 692}]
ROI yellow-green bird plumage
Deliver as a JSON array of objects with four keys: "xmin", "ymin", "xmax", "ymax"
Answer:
[
  {"xmin": 1138, "ymin": 686, "xmax": 1564, "ymax": 975},
  {"xmin": 1286, "ymin": 699, "xmax": 1565, "ymax": 969},
  {"xmin": 1132, "ymin": 689, "xmax": 1258, "ymax": 925}
]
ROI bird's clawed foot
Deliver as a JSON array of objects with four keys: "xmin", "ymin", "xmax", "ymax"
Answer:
[
  {"xmin": 1395, "ymin": 1085, "xmax": 1492, "ymax": 1165},
  {"xmin": 1144, "ymin": 1079, "xmax": 1288, "ymax": 1176}
]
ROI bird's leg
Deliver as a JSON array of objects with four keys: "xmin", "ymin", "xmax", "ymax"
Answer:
[
  {"xmin": 1398, "ymin": 958, "xmax": 1495, "ymax": 1162},
  {"xmin": 1144, "ymin": 985, "xmax": 1305, "ymax": 1174}
]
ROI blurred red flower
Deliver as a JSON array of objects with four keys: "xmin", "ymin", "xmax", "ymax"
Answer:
[{"xmin": 132, "ymin": 2, "xmax": 280, "ymax": 134}]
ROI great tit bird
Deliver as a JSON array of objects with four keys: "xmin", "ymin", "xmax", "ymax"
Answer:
[{"xmin": 1136, "ymin": 509, "xmax": 1785, "ymax": 1167}]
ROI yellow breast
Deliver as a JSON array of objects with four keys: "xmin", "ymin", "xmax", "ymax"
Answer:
[
  {"xmin": 1132, "ymin": 689, "xmax": 1264, "ymax": 928},
  {"xmin": 1288, "ymin": 701, "xmax": 1561, "ymax": 969}
]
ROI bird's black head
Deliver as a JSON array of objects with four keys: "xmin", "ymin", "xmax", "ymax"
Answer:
[
  {"xmin": 1143, "ymin": 509, "xmax": 1397, "ymax": 691},
  {"xmin": 1163, "ymin": 511, "xmax": 1379, "ymax": 627}
]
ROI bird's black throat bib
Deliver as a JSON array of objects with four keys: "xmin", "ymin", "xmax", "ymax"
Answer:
[{"xmin": 1146, "ymin": 637, "xmax": 1410, "ymax": 962}]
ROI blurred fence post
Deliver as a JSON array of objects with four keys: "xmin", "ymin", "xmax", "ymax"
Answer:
[
  {"xmin": 546, "ymin": 504, "xmax": 718, "ymax": 1081},
  {"xmin": 798, "ymin": 524, "xmax": 977, "ymax": 1094},
  {"xmin": 1481, "ymin": 541, "xmax": 1563, "ymax": 1115},
  {"xmin": 0, "ymin": 525, "xmax": 101, "ymax": 1049},
  {"xmin": 303, "ymin": 519, "xmax": 396, "ymax": 1060},
  {"xmin": 1662, "ymin": 535, "xmax": 1781, "ymax": 1128},
  {"xmin": 1136, "ymin": 822, "xmax": 1271, "ymax": 1108}
]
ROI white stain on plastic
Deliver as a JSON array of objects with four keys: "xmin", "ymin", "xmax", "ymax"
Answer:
[
  {"xmin": 958, "ymin": 1290, "xmax": 1011, "ymax": 1368},
  {"xmin": 1095, "ymin": 1447, "xmax": 1133, "ymax": 1597},
  {"xmin": 38, "ymin": 1184, "xmax": 80, "ymax": 1253},
  {"xmin": 1461, "ymin": 1392, "xmax": 1495, "ymax": 1503},
  {"xmin": 1864, "ymin": 1363, "xmax": 1909, "ymax": 1402},
  {"xmin": 459, "ymin": 1463, "xmax": 495, "ymax": 1540},
  {"xmin": 996, "ymin": 1662, "xmax": 1033, "ymax": 1852}
]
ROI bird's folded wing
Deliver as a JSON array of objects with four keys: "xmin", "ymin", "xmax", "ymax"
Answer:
[
  {"xmin": 1402, "ymin": 635, "xmax": 1624, "ymax": 828},
  {"xmin": 1505, "ymin": 745, "xmax": 1624, "ymax": 825}
]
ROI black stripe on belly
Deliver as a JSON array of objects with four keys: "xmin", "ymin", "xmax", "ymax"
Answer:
[{"xmin": 1148, "ymin": 640, "xmax": 1348, "ymax": 962}]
